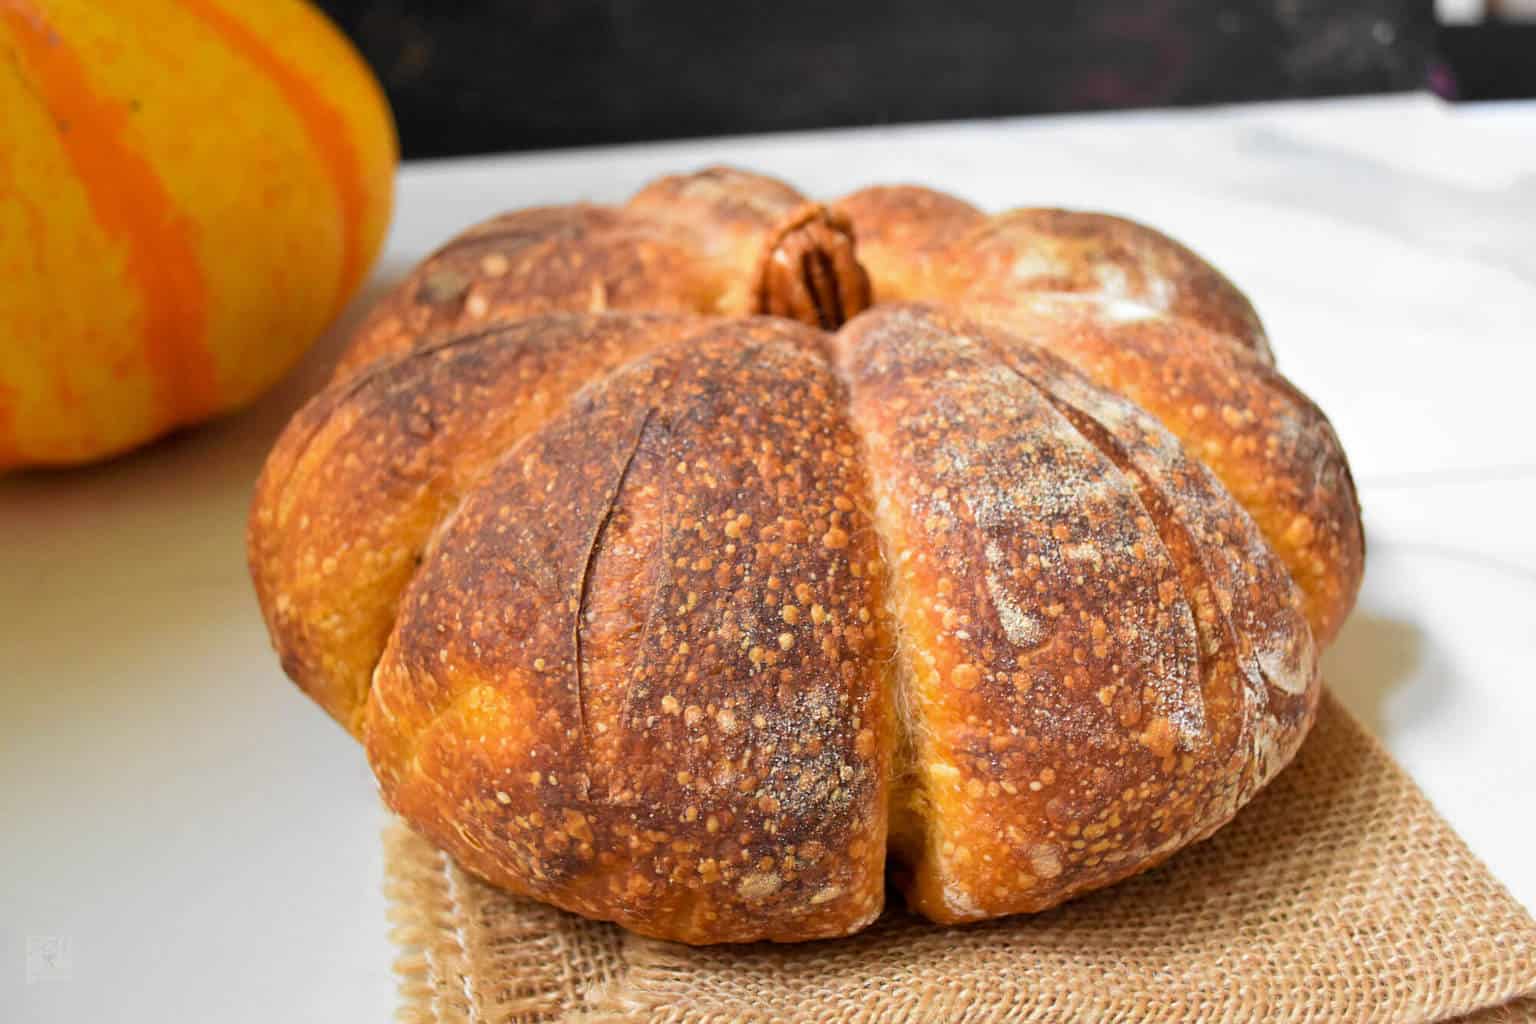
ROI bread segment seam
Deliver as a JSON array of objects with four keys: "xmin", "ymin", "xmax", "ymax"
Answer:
[{"xmin": 822, "ymin": 345, "xmax": 934, "ymax": 897}]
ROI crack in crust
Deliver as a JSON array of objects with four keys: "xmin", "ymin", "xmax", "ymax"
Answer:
[{"xmin": 248, "ymin": 167, "xmax": 1361, "ymax": 944}]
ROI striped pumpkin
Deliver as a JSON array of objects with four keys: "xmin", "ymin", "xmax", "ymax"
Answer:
[{"xmin": 0, "ymin": 0, "xmax": 396, "ymax": 470}]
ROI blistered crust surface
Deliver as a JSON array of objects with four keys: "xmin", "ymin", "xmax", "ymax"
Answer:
[
  {"xmin": 834, "ymin": 305, "xmax": 1316, "ymax": 922},
  {"xmin": 364, "ymin": 322, "xmax": 891, "ymax": 944},
  {"xmin": 337, "ymin": 206, "xmax": 721, "ymax": 377},
  {"xmin": 340, "ymin": 166, "xmax": 850, "ymax": 378},
  {"xmin": 834, "ymin": 186, "xmax": 1362, "ymax": 643},
  {"xmin": 248, "ymin": 314, "xmax": 705, "ymax": 732},
  {"xmin": 249, "ymin": 167, "xmax": 1360, "ymax": 944},
  {"xmin": 971, "ymin": 296, "xmax": 1362, "ymax": 643}
]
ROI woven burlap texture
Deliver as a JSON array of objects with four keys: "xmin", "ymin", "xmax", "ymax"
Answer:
[{"xmin": 384, "ymin": 691, "xmax": 1536, "ymax": 1023}]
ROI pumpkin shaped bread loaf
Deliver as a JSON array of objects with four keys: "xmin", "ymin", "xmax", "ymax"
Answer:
[{"xmin": 249, "ymin": 168, "xmax": 1362, "ymax": 944}]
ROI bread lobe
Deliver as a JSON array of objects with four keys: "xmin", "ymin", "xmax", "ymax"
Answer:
[
  {"xmin": 248, "ymin": 314, "xmax": 704, "ymax": 733},
  {"xmin": 364, "ymin": 320, "xmax": 891, "ymax": 944},
  {"xmin": 341, "ymin": 168, "xmax": 873, "ymax": 379},
  {"xmin": 837, "ymin": 305, "xmax": 1208, "ymax": 921},
  {"xmin": 832, "ymin": 304, "xmax": 1321, "ymax": 921},
  {"xmin": 955, "ymin": 208, "xmax": 1274, "ymax": 361},
  {"xmin": 972, "ymin": 296, "xmax": 1362, "ymax": 643},
  {"xmin": 834, "ymin": 187, "xmax": 1361, "ymax": 643}
]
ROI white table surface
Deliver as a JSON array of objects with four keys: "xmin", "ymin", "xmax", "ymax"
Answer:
[{"xmin": 4, "ymin": 92, "xmax": 1534, "ymax": 1022}]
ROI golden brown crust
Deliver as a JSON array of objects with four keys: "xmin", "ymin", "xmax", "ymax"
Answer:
[
  {"xmin": 626, "ymin": 165, "xmax": 808, "ymax": 275},
  {"xmin": 834, "ymin": 304, "xmax": 1315, "ymax": 922},
  {"xmin": 248, "ymin": 314, "xmax": 707, "ymax": 733},
  {"xmin": 969, "ymin": 296, "xmax": 1362, "ymax": 644},
  {"xmin": 339, "ymin": 168, "xmax": 873, "ymax": 380},
  {"xmin": 833, "ymin": 186, "xmax": 986, "ymax": 301},
  {"xmin": 836, "ymin": 189, "xmax": 1271, "ymax": 361},
  {"xmin": 336, "ymin": 206, "xmax": 720, "ymax": 378},
  {"xmin": 954, "ymin": 209, "xmax": 1275, "ymax": 362},
  {"xmin": 833, "ymin": 187, "xmax": 1360, "ymax": 643},
  {"xmin": 249, "ymin": 166, "xmax": 1362, "ymax": 944},
  {"xmin": 364, "ymin": 321, "xmax": 890, "ymax": 944}
]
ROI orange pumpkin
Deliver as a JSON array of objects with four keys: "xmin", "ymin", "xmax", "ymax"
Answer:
[{"xmin": 0, "ymin": 0, "xmax": 396, "ymax": 470}]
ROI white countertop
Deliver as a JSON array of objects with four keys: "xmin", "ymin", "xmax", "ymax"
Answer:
[{"xmin": 4, "ymin": 92, "xmax": 1534, "ymax": 1023}]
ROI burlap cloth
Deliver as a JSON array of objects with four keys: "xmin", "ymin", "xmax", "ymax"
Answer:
[{"xmin": 383, "ymin": 692, "xmax": 1536, "ymax": 1022}]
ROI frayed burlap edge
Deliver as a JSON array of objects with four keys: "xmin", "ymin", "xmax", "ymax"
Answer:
[
  {"xmin": 387, "ymin": 830, "xmax": 625, "ymax": 1022},
  {"xmin": 385, "ymin": 692, "xmax": 1536, "ymax": 1023}
]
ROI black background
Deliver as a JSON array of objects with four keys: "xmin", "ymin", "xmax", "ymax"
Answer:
[{"xmin": 313, "ymin": 1, "xmax": 1457, "ymax": 159}]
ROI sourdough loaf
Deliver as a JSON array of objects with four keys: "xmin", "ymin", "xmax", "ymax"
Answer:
[{"xmin": 249, "ymin": 168, "xmax": 1362, "ymax": 944}]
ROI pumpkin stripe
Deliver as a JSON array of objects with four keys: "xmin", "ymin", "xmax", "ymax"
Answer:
[
  {"xmin": 2, "ymin": 0, "xmax": 217, "ymax": 429},
  {"xmin": 0, "ymin": 382, "xmax": 16, "ymax": 468},
  {"xmin": 178, "ymin": 0, "xmax": 370, "ymax": 319}
]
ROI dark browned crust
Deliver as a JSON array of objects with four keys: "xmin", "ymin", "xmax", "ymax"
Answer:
[
  {"xmin": 364, "ymin": 321, "xmax": 890, "ymax": 943},
  {"xmin": 336, "ymin": 168, "xmax": 818, "ymax": 379},
  {"xmin": 335, "ymin": 206, "xmax": 720, "ymax": 378},
  {"xmin": 249, "ymin": 314, "xmax": 709, "ymax": 733},
  {"xmin": 249, "ymin": 166, "xmax": 1362, "ymax": 944}
]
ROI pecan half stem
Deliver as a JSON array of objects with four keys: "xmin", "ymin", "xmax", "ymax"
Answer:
[{"xmin": 754, "ymin": 204, "xmax": 873, "ymax": 330}]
